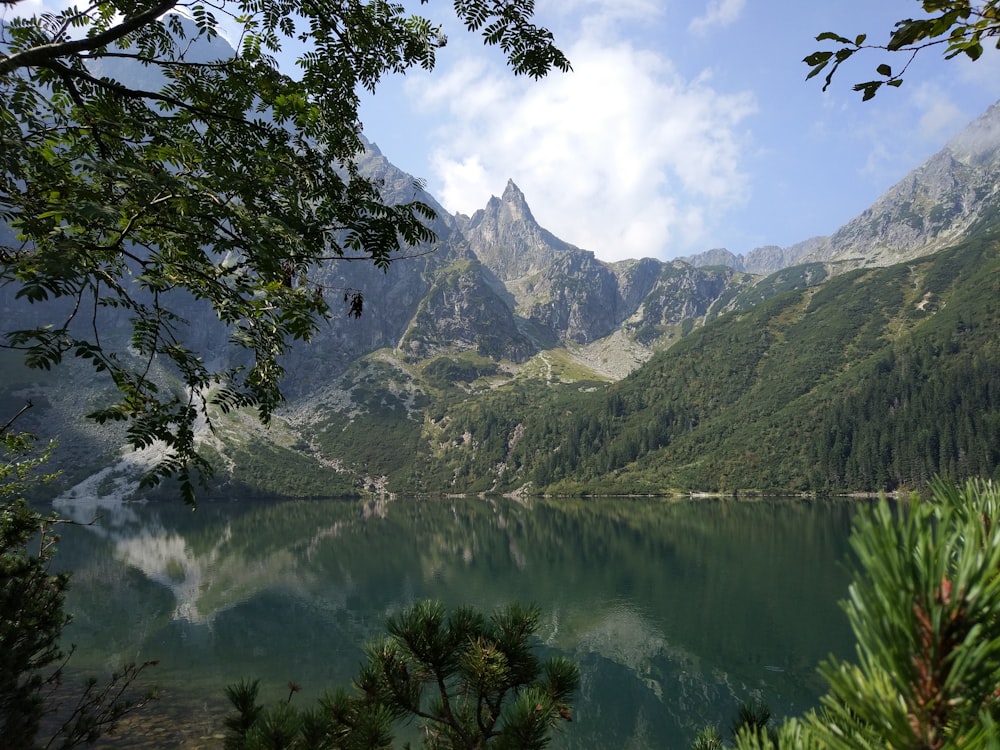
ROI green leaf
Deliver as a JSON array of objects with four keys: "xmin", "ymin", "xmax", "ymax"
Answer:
[
  {"xmin": 853, "ymin": 80, "xmax": 882, "ymax": 101},
  {"xmin": 964, "ymin": 41, "xmax": 984, "ymax": 60},
  {"xmin": 803, "ymin": 50, "xmax": 833, "ymax": 67},
  {"xmin": 888, "ymin": 18, "xmax": 935, "ymax": 50},
  {"xmin": 815, "ymin": 31, "xmax": 852, "ymax": 44}
]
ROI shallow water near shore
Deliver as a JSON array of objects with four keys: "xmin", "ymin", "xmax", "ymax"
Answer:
[{"xmin": 50, "ymin": 494, "xmax": 860, "ymax": 748}]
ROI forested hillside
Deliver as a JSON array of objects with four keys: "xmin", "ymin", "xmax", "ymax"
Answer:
[
  {"xmin": 389, "ymin": 217, "xmax": 1000, "ymax": 495},
  {"xmin": 15, "ymin": 176, "xmax": 1000, "ymax": 499},
  {"xmin": 5, "ymin": 18, "xmax": 1000, "ymax": 499}
]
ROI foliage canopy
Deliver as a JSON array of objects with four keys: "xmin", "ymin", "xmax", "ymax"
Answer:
[{"xmin": 0, "ymin": 0, "xmax": 569, "ymax": 502}]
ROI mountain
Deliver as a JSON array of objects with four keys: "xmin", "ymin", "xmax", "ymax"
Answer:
[
  {"xmin": 431, "ymin": 229, "xmax": 1000, "ymax": 495},
  {"xmin": 801, "ymin": 103, "xmax": 1000, "ymax": 268},
  {"xmin": 684, "ymin": 102, "xmax": 1000, "ymax": 274},
  {"xmin": 682, "ymin": 243, "xmax": 815, "ymax": 276},
  {"xmin": 199, "ymin": 191, "xmax": 999, "ymax": 497},
  {"xmin": 4, "ymin": 31, "xmax": 1000, "ymax": 498},
  {"xmin": 458, "ymin": 179, "xmax": 578, "ymax": 281}
]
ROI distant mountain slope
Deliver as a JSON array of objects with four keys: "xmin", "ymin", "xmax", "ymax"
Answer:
[
  {"xmin": 804, "ymin": 102, "xmax": 1000, "ymax": 268},
  {"xmin": 6, "ymin": 33, "xmax": 1000, "ymax": 499},
  {"xmin": 414, "ymin": 224, "xmax": 1000, "ymax": 495},
  {"xmin": 682, "ymin": 244, "xmax": 814, "ymax": 276},
  {"xmin": 684, "ymin": 100, "xmax": 1000, "ymax": 275}
]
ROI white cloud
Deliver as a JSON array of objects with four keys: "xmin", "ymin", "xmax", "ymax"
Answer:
[
  {"xmin": 909, "ymin": 83, "xmax": 964, "ymax": 141},
  {"xmin": 689, "ymin": 0, "xmax": 746, "ymax": 35},
  {"xmin": 410, "ymin": 24, "xmax": 755, "ymax": 261}
]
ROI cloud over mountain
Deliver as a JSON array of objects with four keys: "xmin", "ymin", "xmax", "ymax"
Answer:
[{"xmin": 410, "ymin": 4, "xmax": 756, "ymax": 261}]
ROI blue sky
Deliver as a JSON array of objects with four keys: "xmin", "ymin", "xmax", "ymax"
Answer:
[
  {"xmin": 357, "ymin": 1, "xmax": 1000, "ymax": 262},
  {"xmin": 8, "ymin": 0, "xmax": 1000, "ymax": 263}
]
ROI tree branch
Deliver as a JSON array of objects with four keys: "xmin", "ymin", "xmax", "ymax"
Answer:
[
  {"xmin": 0, "ymin": 400, "xmax": 33, "ymax": 436},
  {"xmin": 78, "ymin": 50, "xmax": 231, "ymax": 71},
  {"xmin": 35, "ymin": 56, "xmax": 259, "ymax": 128},
  {"xmin": 0, "ymin": 0, "xmax": 179, "ymax": 75}
]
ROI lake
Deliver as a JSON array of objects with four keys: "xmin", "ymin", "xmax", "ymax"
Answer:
[{"xmin": 49, "ymin": 494, "xmax": 860, "ymax": 748}]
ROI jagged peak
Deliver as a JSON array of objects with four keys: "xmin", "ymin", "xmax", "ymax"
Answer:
[
  {"xmin": 470, "ymin": 179, "xmax": 540, "ymax": 230},
  {"xmin": 361, "ymin": 135, "xmax": 382, "ymax": 157},
  {"xmin": 461, "ymin": 178, "xmax": 582, "ymax": 282},
  {"xmin": 499, "ymin": 179, "xmax": 537, "ymax": 221},
  {"xmin": 502, "ymin": 179, "xmax": 526, "ymax": 202}
]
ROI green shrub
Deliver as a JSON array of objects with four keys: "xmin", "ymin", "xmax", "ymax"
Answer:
[
  {"xmin": 224, "ymin": 601, "xmax": 579, "ymax": 750},
  {"xmin": 725, "ymin": 478, "xmax": 1000, "ymax": 749}
]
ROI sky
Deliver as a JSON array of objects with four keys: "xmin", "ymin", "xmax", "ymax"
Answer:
[
  {"xmin": 7, "ymin": 0, "xmax": 1000, "ymax": 263},
  {"xmin": 355, "ymin": 1, "xmax": 1000, "ymax": 262}
]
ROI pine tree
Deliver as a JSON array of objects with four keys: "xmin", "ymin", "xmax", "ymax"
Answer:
[
  {"xmin": 225, "ymin": 601, "xmax": 579, "ymax": 750},
  {"xmin": 728, "ymin": 478, "xmax": 1000, "ymax": 749}
]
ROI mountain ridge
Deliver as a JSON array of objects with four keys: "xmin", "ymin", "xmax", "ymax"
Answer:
[
  {"xmin": 683, "ymin": 100, "xmax": 1000, "ymax": 273},
  {"xmin": 4, "ymin": 30, "xmax": 1000, "ymax": 498}
]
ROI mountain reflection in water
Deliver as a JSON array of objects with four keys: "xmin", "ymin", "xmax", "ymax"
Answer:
[{"xmin": 52, "ymin": 494, "xmax": 858, "ymax": 749}]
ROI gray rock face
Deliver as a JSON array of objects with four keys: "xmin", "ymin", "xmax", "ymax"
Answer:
[
  {"xmin": 462, "ymin": 179, "xmax": 578, "ymax": 281},
  {"xmin": 612, "ymin": 257, "xmax": 663, "ymax": 313},
  {"xmin": 683, "ymin": 247, "xmax": 745, "ymax": 271},
  {"xmin": 399, "ymin": 258, "xmax": 535, "ymax": 362},
  {"xmin": 679, "ymin": 100, "xmax": 1000, "ymax": 275},
  {"xmin": 638, "ymin": 262, "xmax": 745, "ymax": 327},
  {"xmin": 683, "ymin": 244, "xmax": 809, "ymax": 276},
  {"xmin": 520, "ymin": 250, "xmax": 623, "ymax": 344},
  {"xmin": 743, "ymin": 245, "xmax": 793, "ymax": 276}
]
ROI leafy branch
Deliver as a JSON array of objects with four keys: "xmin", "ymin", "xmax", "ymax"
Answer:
[
  {"xmin": 805, "ymin": 0, "xmax": 1000, "ymax": 99},
  {"xmin": 1, "ymin": 0, "xmax": 569, "ymax": 504}
]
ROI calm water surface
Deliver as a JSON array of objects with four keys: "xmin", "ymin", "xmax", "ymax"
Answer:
[{"xmin": 51, "ymin": 494, "xmax": 859, "ymax": 748}]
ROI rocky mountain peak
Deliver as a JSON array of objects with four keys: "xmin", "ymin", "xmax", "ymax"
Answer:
[
  {"xmin": 794, "ymin": 98, "xmax": 1000, "ymax": 268},
  {"xmin": 501, "ymin": 178, "xmax": 529, "ymax": 206},
  {"xmin": 683, "ymin": 247, "xmax": 744, "ymax": 271},
  {"xmin": 680, "ymin": 100, "xmax": 1000, "ymax": 277},
  {"xmin": 475, "ymin": 179, "xmax": 536, "ymax": 229},
  {"xmin": 463, "ymin": 179, "xmax": 579, "ymax": 282}
]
